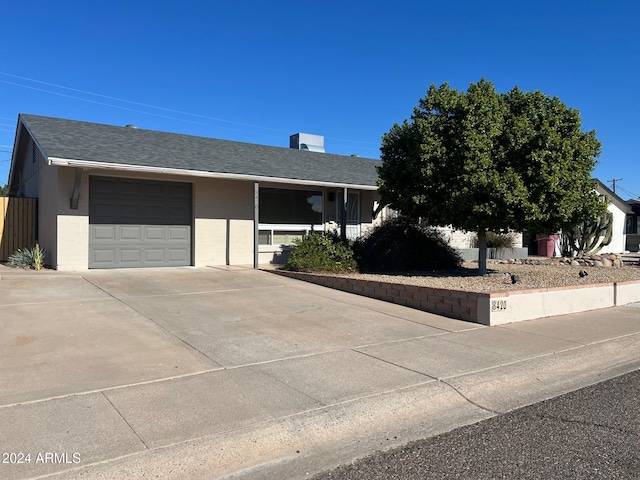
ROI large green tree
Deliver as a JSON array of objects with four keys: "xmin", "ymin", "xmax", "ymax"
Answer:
[{"xmin": 378, "ymin": 79, "xmax": 606, "ymax": 274}]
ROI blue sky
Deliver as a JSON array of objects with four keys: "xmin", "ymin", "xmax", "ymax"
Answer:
[{"xmin": 1, "ymin": 1, "xmax": 639, "ymax": 199}]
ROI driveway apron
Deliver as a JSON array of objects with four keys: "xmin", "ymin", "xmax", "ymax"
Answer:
[{"xmin": 1, "ymin": 266, "xmax": 639, "ymax": 479}]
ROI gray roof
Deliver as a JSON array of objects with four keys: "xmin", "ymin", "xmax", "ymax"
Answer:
[{"xmin": 18, "ymin": 114, "xmax": 380, "ymax": 188}]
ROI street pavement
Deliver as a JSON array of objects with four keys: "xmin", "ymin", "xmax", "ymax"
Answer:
[
  {"xmin": 0, "ymin": 265, "xmax": 639, "ymax": 479},
  {"xmin": 311, "ymin": 369, "xmax": 640, "ymax": 479}
]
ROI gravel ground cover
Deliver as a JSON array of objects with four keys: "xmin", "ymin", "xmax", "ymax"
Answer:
[{"xmin": 332, "ymin": 260, "xmax": 640, "ymax": 293}]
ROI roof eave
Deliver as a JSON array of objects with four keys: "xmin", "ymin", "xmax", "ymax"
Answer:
[
  {"xmin": 594, "ymin": 179, "xmax": 633, "ymax": 214},
  {"xmin": 47, "ymin": 157, "xmax": 379, "ymax": 191},
  {"xmin": 7, "ymin": 117, "xmax": 25, "ymax": 192}
]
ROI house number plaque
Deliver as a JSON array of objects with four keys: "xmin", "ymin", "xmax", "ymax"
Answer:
[{"xmin": 491, "ymin": 300, "xmax": 507, "ymax": 311}]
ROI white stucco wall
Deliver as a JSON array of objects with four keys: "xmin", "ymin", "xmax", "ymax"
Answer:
[
  {"xmin": 55, "ymin": 167, "xmax": 89, "ymax": 270},
  {"xmin": 479, "ymin": 284, "xmax": 615, "ymax": 326},
  {"xmin": 193, "ymin": 178, "xmax": 254, "ymax": 267},
  {"xmin": 598, "ymin": 202, "xmax": 628, "ymax": 254}
]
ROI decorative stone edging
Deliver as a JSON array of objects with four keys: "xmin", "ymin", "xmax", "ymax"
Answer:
[{"xmin": 489, "ymin": 254, "xmax": 626, "ymax": 267}]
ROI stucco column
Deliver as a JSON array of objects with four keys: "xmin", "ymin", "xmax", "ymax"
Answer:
[{"xmin": 254, "ymin": 182, "xmax": 259, "ymax": 268}]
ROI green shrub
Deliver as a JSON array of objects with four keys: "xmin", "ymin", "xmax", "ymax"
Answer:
[
  {"xmin": 7, "ymin": 244, "xmax": 48, "ymax": 270},
  {"xmin": 283, "ymin": 232, "xmax": 357, "ymax": 273},
  {"xmin": 354, "ymin": 217, "xmax": 463, "ymax": 273},
  {"xmin": 471, "ymin": 232, "xmax": 516, "ymax": 249}
]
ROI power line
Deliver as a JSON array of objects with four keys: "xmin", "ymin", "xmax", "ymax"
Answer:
[
  {"xmin": 0, "ymin": 71, "xmax": 380, "ymax": 148},
  {"xmin": 616, "ymin": 185, "xmax": 639, "ymax": 200},
  {"xmin": 0, "ymin": 79, "xmax": 241, "ymax": 129},
  {"xmin": 0, "ymin": 72, "xmax": 287, "ymax": 133}
]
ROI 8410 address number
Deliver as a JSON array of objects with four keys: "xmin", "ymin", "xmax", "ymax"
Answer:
[{"xmin": 491, "ymin": 300, "xmax": 507, "ymax": 312}]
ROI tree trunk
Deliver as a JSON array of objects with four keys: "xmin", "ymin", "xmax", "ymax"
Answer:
[{"xmin": 478, "ymin": 229, "xmax": 488, "ymax": 275}]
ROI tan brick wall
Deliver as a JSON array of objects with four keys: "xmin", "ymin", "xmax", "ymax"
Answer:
[{"xmin": 270, "ymin": 270, "xmax": 482, "ymax": 323}]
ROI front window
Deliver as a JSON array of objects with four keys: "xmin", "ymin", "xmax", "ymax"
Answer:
[
  {"xmin": 259, "ymin": 188, "xmax": 323, "ymax": 245},
  {"xmin": 337, "ymin": 191, "xmax": 360, "ymax": 224}
]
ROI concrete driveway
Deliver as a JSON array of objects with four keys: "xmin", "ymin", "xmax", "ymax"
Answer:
[{"xmin": 1, "ymin": 266, "xmax": 639, "ymax": 479}]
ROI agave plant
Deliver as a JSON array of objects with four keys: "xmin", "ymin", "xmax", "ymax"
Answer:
[{"xmin": 7, "ymin": 244, "xmax": 48, "ymax": 270}]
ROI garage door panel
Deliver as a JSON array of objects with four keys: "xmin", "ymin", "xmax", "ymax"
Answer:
[
  {"xmin": 169, "ymin": 248, "xmax": 190, "ymax": 262},
  {"xmin": 168, "ymin": 184, "xmax": 190, "ymax": 199},
  {"xmin": 92, "ymin": 203, "xmax": 119, "ymax": 220},
  {"xmin": 120, "ymin": 181, "xmax": 146, "ymax": 197},
  {"xmin": 168, "ymin": 206, "xmax": 190, "ymax": 222},
  {"xmin": 144, "ymin": 205, "xmax": 166, "ymax": 222},
  {"xmin": 92, "ymin": 225, "xmax": 117, "ymax": 241},
  {"xmin": 89, "ymin": 177, "xmax": 192, "ymax": 269},
  {"xmin": 120, "ymin": 226, "xmax": 143, "ymax": 240},
  {"xmin": 92, "ymin": 178, "xmax": 118, "ymax": 196},
  {"xmin": 168, "ymin": 227, "xmax": 189, "ymax": 241},
  {"xmin": 144, "ymin": 249, "xmax": 165, "ymax": 262},
  {"xmin": 144, "ymin": 226, "xmax": 166, "ymax": 241},
  {"xmin": 121, "ymin": 204, "xmax": 143, "ymax": 220},
  {"xmin": 91, "ymin": 249, "xmax": 116, "ymax": 265},
  {"xmin": 120, "ymin": 249, "xmax": 142, "ymax": 263},
  {"xmin": 145, "ymin": 183, "xmax": 165, "ymax": 197}
]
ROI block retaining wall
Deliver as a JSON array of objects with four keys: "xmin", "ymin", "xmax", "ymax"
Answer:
[
  {"xmin": 268, "ymin": 270, "xmax": 640, "ymax": 326},
  {"xmin": 270, "ymin": 270, "xmax": 482, "ymax": 322}
]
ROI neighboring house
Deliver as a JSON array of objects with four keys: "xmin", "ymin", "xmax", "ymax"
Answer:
[
  {"xmin": 593, "ymin": 179, "xmax": 633, "ymax": 254},
  {"xmin": 7, "ymin": 114, "xmax": 382, "ymax": 270},
  {"xmin": 436, "ymin": 227, "xmax": 524, "ymax": 250},
  {"xmin": 626, "ymin": 198, "xmax": 640, "ymax": 252},
  {"xmin": 532, "ymin": 180, "xmax": 632, "ymax": 257}
]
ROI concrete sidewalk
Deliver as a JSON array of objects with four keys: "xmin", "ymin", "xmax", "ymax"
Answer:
[{"xmin": 0, "ymin": 266, "xmax": 639, "ymax": 479}]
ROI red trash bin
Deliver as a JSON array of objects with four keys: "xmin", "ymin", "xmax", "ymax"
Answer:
[{"xmin": 536, "ymin": 234, "xmax": 559, "ymax": 257}]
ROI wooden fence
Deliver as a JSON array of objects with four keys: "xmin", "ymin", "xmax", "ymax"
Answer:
[{"xmin": 1, "ymin": 197, "xmax": 38, "ymax": 261}]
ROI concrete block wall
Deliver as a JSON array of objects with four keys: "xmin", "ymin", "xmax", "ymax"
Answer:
[
  {"xmin": 436, "ymin": 227, "xmax": 524, "ymax": 251},
  {"xmin": 615, "ymin": 280, "xmax": 640, "ymax": 305},
  {"xmin": 269, "ymin": 270, "xmax": 640, "ymax": 326},
  {"xmin": 437, "ymin": 226, "xmax": 474, "ymax": 249},
  {"xmin": 480, "ymin": 284, "xmax": 615, "ymax": 326},
  {"xmin": 271, "ymin": 270, "xmax": 480, "ymax": 323}
]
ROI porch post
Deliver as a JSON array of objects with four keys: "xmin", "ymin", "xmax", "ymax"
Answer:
[
  {"xmin": 341, "ymin": 187, "xmax": 348, "ymax": 240},
  {"xmin": 254, "ymin": 182, "xmax": 259, "ymax": 269}
]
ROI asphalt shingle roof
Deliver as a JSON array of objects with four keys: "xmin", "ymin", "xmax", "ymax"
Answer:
[{"xmin": 20, "ymin": 114, "xmax": 380, "ymax": 187}]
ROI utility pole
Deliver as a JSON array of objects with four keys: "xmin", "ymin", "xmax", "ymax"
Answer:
[{"xmin": 607, "ymin": 178, "xmax": 623, "ymax": 193}]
